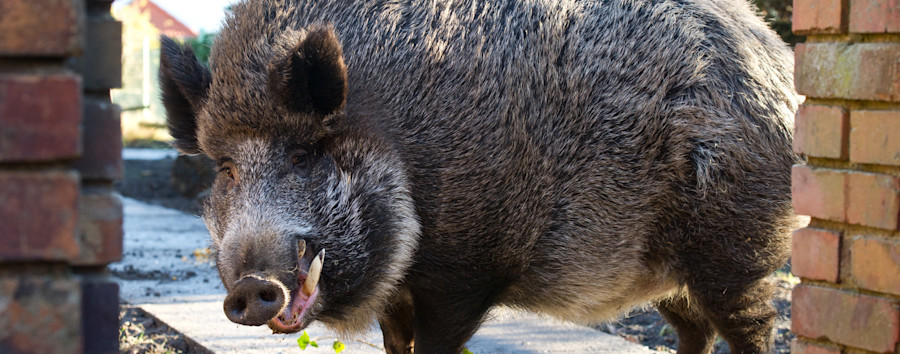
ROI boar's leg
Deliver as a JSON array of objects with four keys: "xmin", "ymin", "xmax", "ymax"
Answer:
[
  {"xmin": 655, "ymin": 295, "xmax": 715, "ymax": 354},
  {"xmin": 410, "ymin": 286, "xmax": 499, "ymax": 354},
  {"xmin": 378, "ymin": 291, "xmax": 415, "ymax": 354},
  {"xmin": 690, "ymin": 278, "xmax": 777, "ymax": 354}
]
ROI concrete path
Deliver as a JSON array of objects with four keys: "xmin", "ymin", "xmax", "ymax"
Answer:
[
  {"xmin": 122, "ymin": 148, "xmax": 179, "ymax": 161},
  {"xmin": 112, "ymin": 197, "xmax": 655, "ymax": 353}
]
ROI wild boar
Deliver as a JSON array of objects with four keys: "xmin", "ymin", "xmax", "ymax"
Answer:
[{"xmin": 159, "ymin": 0, "xmax": 800, "ymax": 352}]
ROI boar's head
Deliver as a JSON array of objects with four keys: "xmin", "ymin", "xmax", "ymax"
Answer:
[{"xmin": 158, "ymin": 26, "xmax": 420, "ymax": 335}]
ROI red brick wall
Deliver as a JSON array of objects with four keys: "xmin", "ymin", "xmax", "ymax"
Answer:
[
  {"xmin": 792, "ymin": 0, "xmax": 900, "ymax": 353},
  {"xmin": 0, "ymin": 1, "xmax": 122, "ymax": 353}
]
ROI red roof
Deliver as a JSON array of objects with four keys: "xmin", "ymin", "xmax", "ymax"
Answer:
[{"xmin": 130, "ymin": 0, "xmax": 197, "ymax": 38}]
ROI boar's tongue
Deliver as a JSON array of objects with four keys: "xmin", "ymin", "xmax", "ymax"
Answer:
[{"xmin": 269, "ymin": 241, "xmax": 324, "ymax": 333}]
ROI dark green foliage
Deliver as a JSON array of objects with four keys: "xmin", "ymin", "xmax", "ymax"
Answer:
[
  {"xmin": 183, "ymin": 31, "xmax": 216, "ymax": 67},
  {"xmin": 751, "ymin": 0, "xmax": 805, "ymax": 45}
]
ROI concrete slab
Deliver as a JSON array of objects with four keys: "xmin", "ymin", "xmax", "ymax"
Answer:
[
  {"xmin": 123, "ymin": 148, "xmax": 179, "ymax": 161},
  {"xmin": 113, "ymin": 197, "xmax": 655, "ymax": 353}
]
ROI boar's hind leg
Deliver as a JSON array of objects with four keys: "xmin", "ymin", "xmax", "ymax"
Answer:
[
  {"xmin": 379, "ymin": 292, "xmax": 415, "ymax": 354},
  {"xmin": 655, "ymin": 295, "xmax": 715, "ymax": 354},
  {"xmin": 690, "ymin": 278, "xmax": 777, "ymax": 354}
]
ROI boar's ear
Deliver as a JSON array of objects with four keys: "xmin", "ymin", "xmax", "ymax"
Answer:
[
  {"xmin": 268, "ymin": 26, "xmax": 348, "ymax": 118},
  {"xmin": 159, "ymin": 36, "xmax": 211, "ymax": 155}
]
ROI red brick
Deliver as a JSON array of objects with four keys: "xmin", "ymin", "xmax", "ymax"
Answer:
[
  {"xmin": 795, "ymin": 43, "xmax": 900, "ymax": 102},
  {"xmin": 794, "ymin": 105, "xmax": 849, "ymax": 159},
  {"xmin": 72, "ymin": 99, "xmax": 123, "ymax": 181},
  {"xmin": 0, "ymin": 74, "xmax": 82, "ymax": 162},
  {"xmin": 850, "ymin": 110, "xmax": 900, "ymax": 166},
  {"xmin": 850, "ymin": 236, "xmax": 900, "ymax": 295},
  {"xmin": 0, "ymin": 170, "xmax": 80, "ymax": 262},
  {"xmin": 850, "ymin": 0, "xmax": 900, "ymax": 33},
  {"xmin": 792, "ymin": 227, "xmax": 841, "ymax": 282},
  {"xmin": 791, "ymin": 339, "xmax": 841, "ymax": 354},
  {"xmin": 0, "ymin": 0, "xmax": 84, "ymax": 57},
  {"xmin": 792, "ymin": 165, "xmax": 847, "ymax": 222},
  {"xmin": 793, "ymin": 0, "xmax": 846, "ymax": 34},
  {"xmin": 0, "ymin": 270, "xmax": 82, "ymax": 354},
  {"xmin": 73, "ymin": 192, "xmax": 122, "ymax": 265},
  {"xmin": 793, "ymin": 285, "xmax": 900, "ymax": 352},
  {"xmin": 846, "ymin": 172, "xmax": 900, "ymax": 230},
  {"xmin": 68, "ymin": 17, "xmax": 122, "ymax": 90}
]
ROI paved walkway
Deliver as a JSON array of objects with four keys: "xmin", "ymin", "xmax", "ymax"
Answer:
[
  {"xmin": 122, "ymin": 148, "xmax": 179, "ymax": 161},
  {"xmin": 112, "ymin": 197, "xmax": 654, "ymax": 353}
]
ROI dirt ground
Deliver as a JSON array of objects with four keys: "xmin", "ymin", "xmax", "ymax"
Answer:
[
  {"xmin": 117, "ymin": 153, "xmax": 796, "ymax": 353},
  {"xmin": 119, "ymin": 305, "xmax": 211, "ymax": 354},
  {"xmin": 595, "ymin": 267, "xmax": 796, "ymax": 353},
  {"xmin": 116, "ymin": 158, "xmax": 206, "ymax": 215},
  {"xmin": 116, "ymin": 156, "xmax": 211, "ymax": 353}
]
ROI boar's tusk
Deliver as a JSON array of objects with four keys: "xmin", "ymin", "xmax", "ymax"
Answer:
[
  {"xmin": 303, "ymin": 249, "xmax": 325, "ymax": 296},
  {"xmin": 297, "ymin": 239, "xmax": 306, "ymax": 260}
]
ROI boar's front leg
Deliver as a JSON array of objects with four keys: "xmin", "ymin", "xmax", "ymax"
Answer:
[
  {"xmin": 379, "ymin": 289, "xmax": 415, "ymax": 354},
  {"xmin": 410, "ymin": 285, "xmax": 499, "ymax": 354}
]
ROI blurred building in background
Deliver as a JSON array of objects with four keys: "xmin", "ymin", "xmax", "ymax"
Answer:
[{"xmin": 113, "ymin": 0, "xmax": 198, "ymax": 146}]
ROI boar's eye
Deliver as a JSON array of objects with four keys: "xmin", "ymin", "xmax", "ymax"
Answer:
[
  {"xmin": 221, "ymin": 167, "xmax": 234, "ymax": 179},
  {"xmin": 292, "ymin": 151, "xmax": 311, "ymax": 175},
  {"xmin": 218, "ymin": 160, "xmax": 237, "ymax": 182}
]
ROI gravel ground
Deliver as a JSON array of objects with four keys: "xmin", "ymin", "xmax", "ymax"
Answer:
[{"xmin": 116, "ymin": 152, "xmax": 796, "ymax": 353}]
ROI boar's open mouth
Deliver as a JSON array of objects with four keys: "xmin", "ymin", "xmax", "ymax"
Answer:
[{"xmin": 268, "ymin": 240, "xmax": 325, "ymax": 333}]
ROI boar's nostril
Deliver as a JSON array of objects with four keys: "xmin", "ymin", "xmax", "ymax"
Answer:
[
  {"xmin": 231, "ymin": 297, "xmax": 247, "ymax": 313},
  {"xmin": 259, "ymin": 289, "xmax": 277, "ymax": 303},
  {"xmin": 223, "ymin": 274, "xmax": 287, "ymax": 326}
]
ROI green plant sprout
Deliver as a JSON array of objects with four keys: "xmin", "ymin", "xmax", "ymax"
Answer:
[
  {"xmin": 297, "ymin": 331, "xmax": 346, "ymax": 353},
  {"xmin": 297, "ymin": 331, "xmax": 319, "ymax": 349}
]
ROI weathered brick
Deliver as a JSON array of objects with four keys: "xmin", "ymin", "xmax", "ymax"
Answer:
[
  {"xmin": 850, "ymin": 236, "xmax": 900, "ymax": 295},
  {"xmin": 794, "ymin": 104, "xmax": 849, "ymax": 159},
  {"xmin": 795, "ymin": 43, "xmax": 900, "ymax": 102},
  {"xmin": 0, "ymin": 0, "xmax": 84, "ymax": 57},
  {"xmin": 73, "ymin": 192, "xmax": 122, "ymax": 266},
  {"xmin": 68, "ymin": 18, "xmax": 122, "ymax": 90},
  {"xmin": 793, "ymin": 285, "xmax": 900, "ymax": 353},
  {"xmin": 791, "ymin": 339, "xmax": 841, "ymax": 354},
  {"xmin": 792, "ymin": 165, "xmax": 847, "ymax": 222},
  {"xmin": 0, "ymin": 269, "xmax": 82, "ymax": 354},
  {"xmin": 846, "ymin": 172, "xmax": 900, "ymax": 230},
  {"xmin": 792, "ymin": 227, "xmax": 841, "ymax": 282},
  {"xmin": 73, "ymin": 99, "xmax": 123, "ymax": 181},
  {"xmin": 850, "ymin": 110, "xmax": 900, "ymax": 166},
  {"xmin": 0, "ymin": 74, "xmax": 82, "ymax": 162},
  {"xmin": 0, "ymin": 171, "xmax": 80, "ymax": 262},
  {"xmin": 793, "ymin": 0, "xmax": 846, "ymax": 34},
  {"xmin": 80, "ymin": 279, "xmax": 118, "ymax": 354},
  {"xmin": 850, "ymin": 0, "xmax": 900, "ymax": 33}
]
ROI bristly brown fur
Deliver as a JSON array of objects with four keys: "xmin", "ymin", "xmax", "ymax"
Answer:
[{"xmin": 159, "ymin": 0, "xmax": 801, "ymax": 352}]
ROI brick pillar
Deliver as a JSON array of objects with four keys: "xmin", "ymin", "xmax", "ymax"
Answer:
[
  {"xmin": 0, "ymin": 1, "xmax": 123, "ymax": 353},
  {"xmin": 791, "ymin": 0, "xmax": 900, "ymax": 353}
]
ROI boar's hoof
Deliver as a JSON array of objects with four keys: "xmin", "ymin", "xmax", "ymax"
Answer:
[{"xmin": 224, "ymin": 274, "xmax": 288, "ymax": 326}]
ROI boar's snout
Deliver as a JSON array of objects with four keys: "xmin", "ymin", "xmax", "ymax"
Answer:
[{"xmin": 223, "ymin": 274, "xmax": 288, "ymax": 326}]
